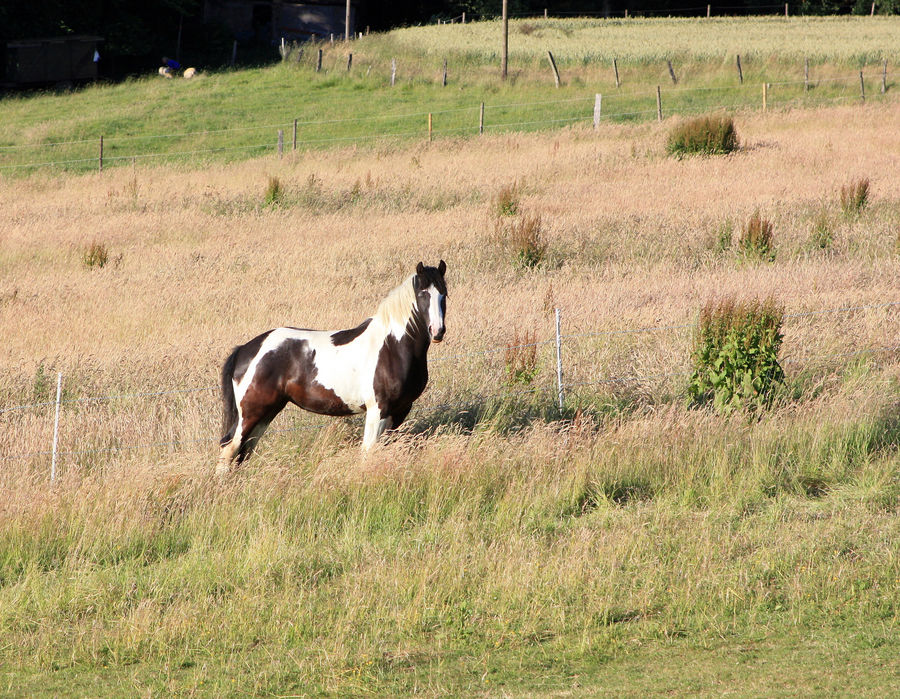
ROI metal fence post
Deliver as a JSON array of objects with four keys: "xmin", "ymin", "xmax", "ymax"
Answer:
[
  {"xmin": 51, "ymin": 372, "xmax": 62, "ymax": 481},
  {"xmin": 555, "ymin": 308, "xmax": 564, "ymax": 410}
]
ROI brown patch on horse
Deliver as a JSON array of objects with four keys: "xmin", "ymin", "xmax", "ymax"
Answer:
[{"xmin": 331, "ymin": 318, "xmax": 372, "ymax": 346}]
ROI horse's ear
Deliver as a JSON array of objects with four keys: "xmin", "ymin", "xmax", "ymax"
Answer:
[
  {"xmin": 438, "ymin": 260, "xmax": 446, "ymax": 276},
  {"xmin": 416, "ymin": 262, "xmax": 425, "ymax": 275}
]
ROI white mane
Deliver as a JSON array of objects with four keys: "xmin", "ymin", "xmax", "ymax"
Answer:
[{"xmin": 373, "ymin": 274, "xmax": 419, "ymax": 333}]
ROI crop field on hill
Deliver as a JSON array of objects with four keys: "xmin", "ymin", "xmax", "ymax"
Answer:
[
  {"xmin": 1, "ymin": 87, "xmax": 898, "ymax": 695},
  {"xmin": 1, "ymin": 16, "xmax": 898, "ymax": 175}
]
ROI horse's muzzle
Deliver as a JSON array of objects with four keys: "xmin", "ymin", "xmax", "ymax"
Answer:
[{"xmin": 431, "ymin": 326, "xmax": 445, "ymax": 343}]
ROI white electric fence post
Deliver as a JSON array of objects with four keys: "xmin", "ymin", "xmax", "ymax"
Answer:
[
  {"xmin": 555, "ymin": 308, "xmax": 564, "ymax": 410},
  {"xmin": 51, "ymin": 372, "xmax": 62, "ymax": 482}
]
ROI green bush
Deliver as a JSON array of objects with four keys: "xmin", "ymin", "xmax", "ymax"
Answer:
[
  {"xmin": 666, "ymin": 113, "xmax": 738, "ymax": 157},
  {"xmin": 82, "ymin": 241, "xmax": 109, "ymax": 269},
  {"xmin": 688, "ymin": 297, "xmax": 785, "ymax": 415}
]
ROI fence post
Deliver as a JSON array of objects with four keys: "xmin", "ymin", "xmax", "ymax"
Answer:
[
  {"xmin": 736, "ymin": 54, "xmax": 743, "ymax": 84},
  {"xmin": 555, "ymin": 308, "xmax": 564, "ymax": 410},
  {"xmin": 667, "ymin": 59, "xmax": 677, "ymax": 84},
  {"xmin": 547, "ymin": 50, "xmax": 560, "ymax": 87},
  {"xmin": 805, "ymin": 57, "xmax": 809, "ymax": 92},
  {"xmin": 613, "ymin": 57, "xmax": 620, "ymax": 88},
  {"xmin": 99, "ymin": 135, "xmax": 103, "ymax": 172},
  {"xmin": 347, "ymin": 53, "xmax": 352, "ymax": 71},
  {"xmin": 479, "ymin": 102, "xmax": 485, "ymax": 134},
  {"xmin": 882, "ymin": 59, "xmax": 887, "ymax": 93},
  {"xmin": 442, "ymin": 58, "xmax": 447, "ymax": 87},
  {"xmin": 391, "ymin": 57, "xmax": 396, "ymax": 86},
  {"xmin": 316, "ymin": 48, "xmax": 323, "ymax": 72},
  {"xmin": 707, "ymin": 4, "xmax": 711, "ymax": 17},
  {"xmin": 656, "ymin": 86, "xmax": 662, "ymax": 121},
  {"xmin": 292, "ymin": 119, "xmax": 297, "ymax": 151},
  {"xmin": 277, "ymin": 129, "xmax": 284, "ymax": 157},
  {"xmin": 785, "ymin": 3, "xmax": 789, "ymax": 17},
  {"xmin": 593, "ymin": 93, "xmax": 602, "ymax": 129},
  {"xmin": 763, "ymin": 82, "xmax": 768, "ymax": 111},
  {"xmin": 51, "ymin": 372, "xmax": 62, "ymax": 482},
  {"xmin": 428, "ymin": 113, "xmax": 432, "ymax": 142},
  {"xmin": 859, "ymin": 70, "xmax": 865, "ymax": 101}
]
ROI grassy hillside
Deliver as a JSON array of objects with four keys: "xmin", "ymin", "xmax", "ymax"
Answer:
[
  {"xmin": 0, "ymin": 16, "xmax": 898, "ymax": 175},
  {"xmin": 1, "ymin": 92, "xmax": 898, "ymax": 695}
]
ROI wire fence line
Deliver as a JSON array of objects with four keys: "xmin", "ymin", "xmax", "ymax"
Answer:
[
  {"xmin": 2, "ymin": 299, "xmax": 897, "ymax": 469},
  {"xmin": 0, "ymin": 69, "xmax": 888, "ymax": 174},
  {"xmin": 1, "ymin": 299, "xmax": 896, "ymax": 416}
]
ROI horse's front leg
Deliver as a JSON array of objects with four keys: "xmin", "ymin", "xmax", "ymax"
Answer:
[{"xmin": 362, "ymin": 406, "xmax": 391, "ymax": 450}]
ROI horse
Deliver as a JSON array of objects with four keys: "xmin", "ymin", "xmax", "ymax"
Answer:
[{"xmin": 216, "ymin": 260, "xmax": 447, "ymax": 475}]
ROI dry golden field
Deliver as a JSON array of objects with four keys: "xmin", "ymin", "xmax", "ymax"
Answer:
[
  {"xmin": 1, "ymin": 97, "xmax": 899, "ymax": 695},
  {"xmin": 2, "ymin": 100, "xmax": 898, "ymax": 471}
]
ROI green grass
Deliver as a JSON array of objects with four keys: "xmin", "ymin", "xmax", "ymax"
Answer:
[
  {"xmin": 0, "ymin": 17, "xmax": 897, "ymax": 175},
  {"xmin": 1, "ymin": 384, "xmax": 898, "ymax": 696}
]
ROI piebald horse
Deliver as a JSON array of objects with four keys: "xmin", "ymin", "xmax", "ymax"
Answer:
[{"xmin": 217, "ymin": 261, "xmax": 447, "ymax": 474}]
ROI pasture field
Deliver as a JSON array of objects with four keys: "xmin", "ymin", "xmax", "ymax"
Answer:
[
  {"xmin": 1, "ymin": 89, "xmax": 899, "ymax": 694},
  {"xmin": 1, "ymin": 17, "xmax": 898, "ymax": 174}
]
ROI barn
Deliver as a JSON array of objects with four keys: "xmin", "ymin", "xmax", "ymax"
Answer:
[{"xmin": 203, "ymin": 0, "xmax": 357, "ymax": 43}]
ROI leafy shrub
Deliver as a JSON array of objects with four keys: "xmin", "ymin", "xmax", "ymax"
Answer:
[
  {"xmin": 82, "ymin": 242, "xmax": 109, "ymax": 269},
  {"xmin": 688, "ymin": 297, "xmax": 785, "ymax": 415},
  {"xmin": 666, "ymin": 114, "xmax": 738, "ymax": 157},
  {"xmin": 840, "ymin": 177, "xmax": 869, "ymax": 217},
  {"xmin": 505, "ymin": 330, "xmax": 539, "ymax": 385},
  {"xmin": 492, "ymin": 182, "xmax": 521, "ymax": 217},
  {"xmin": 739, "ymin": 211, "xmax": 775, "ymax": 260}
]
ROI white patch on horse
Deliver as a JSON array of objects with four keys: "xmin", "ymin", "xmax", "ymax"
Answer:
[{"xmin": 427, "ymin": 288, "xmax": 445, "ymax": 340}]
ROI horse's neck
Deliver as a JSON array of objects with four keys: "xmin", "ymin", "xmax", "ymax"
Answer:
[{"xmin": 375, "ymin": 313, "xmax": 430, "ymax": 358}]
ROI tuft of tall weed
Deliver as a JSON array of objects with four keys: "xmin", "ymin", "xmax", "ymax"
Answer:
[
  {"xmin": 494, "ymin": 212, "xmax": 547, "ymax": 268},
  {"xmin": 810, "ymin": 209, "xmax": 834, "ymax": 250},
  {"xmin": 504, "ymin": 330, "xmax": 539, "ymax": 386},
  {"xmin": 492, "ymin": 181, "xmax": 521, "ymax": 217},
  {"xmin": 739, "ymin": 211, "xmax": 775, "ymax": 261},
  {"xmin": 840, "ymin": 177, "xmax": 869, "ymax": 217},
  {"xmin": 666, "ymin": 113, "xmax": 738, "ymax": 157},
  {"xmin": 687, "ymin": 296, "xmax": 785, "ymax": 415},
  {"xmin": 263, "ymin": 175, "xmax": 285, "ymax": 207},
  {"xmin": 82, "ymin": 241, "xmax": 109, "ymax": 269}
]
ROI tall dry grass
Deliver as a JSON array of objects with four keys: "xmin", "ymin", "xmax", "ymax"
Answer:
[{"xmin": 0, "ymin": 100, "xmax": 898, "ymax": 694}]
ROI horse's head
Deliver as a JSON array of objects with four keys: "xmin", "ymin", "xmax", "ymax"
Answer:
[{"xmin": 413, "ymin": 260, "xmax": 447, "ymax": 343}]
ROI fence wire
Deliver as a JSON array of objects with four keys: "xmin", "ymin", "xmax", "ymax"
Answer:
[{"xmin": 2, "ymin": 300, "xmax": 897, "ymax": 466}]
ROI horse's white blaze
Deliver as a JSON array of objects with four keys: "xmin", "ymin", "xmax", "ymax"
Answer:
[{"xmin": 427, "ymin": 287, "xmax": 445, "ymax": 339}]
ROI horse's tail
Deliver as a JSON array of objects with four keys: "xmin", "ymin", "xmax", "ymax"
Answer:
[{"xmin": 220, "ymin": 347, "xmax": 241, "ymax": 447}]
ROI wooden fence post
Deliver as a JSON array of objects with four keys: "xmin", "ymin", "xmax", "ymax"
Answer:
[
  {"xmin": 736, "ymin": 54, "xmax": 743, "ymax": 84},
  {"xmin": 614, "ymin": 57, "xmax": 620, "ymax": 88},
  {"xmin": 277, "ymin": 129, "xmax": 284, "ymax": 157},
  {"xmin": 316, "ymin": 48, "xmax": 322, "ymax": 72},
  {"xmin": 292, "ymin": 119, "xmax": 297, "ymax": 151},
  {"xmin": 763, "ymin": 82, "xmax": 768, "ymax": 111},
  {"xmin": 99, "ymin": 135, "xmax": 103, "ymax": 172},
  {"xmin": 479, "ymin": 102, "xmax": 485, "ymax": 134},
  {"xmin": 547, "ymin": 51, "xmax": 560, "ymax": 87},
  {"xmin": 428, "ymin": 113, "xmax": 432, "ymax": 142},
  {"xmin": 805, "ymin": 57, "xmax": 809, "ymax": 92},
  {"xmin": 593, "ymin": 94, "xmax": 602, "ymax": 129},
  {"xmin": 347, "ymin": 53, "xmax": 352, "ymax": 71},
  {"xmin": 391, "ymin": 58, "xmax": 396, "ymax": 86},
  {"xmin": 859, "ymin": 70, "xmax": 865, "ymax": 101},
  {"xmin": 656, "ymin": 86, "xmax": 662, "ymax": 121},
  {"xmin": 882, "ymin": 59, "xmax": 887, "ymax": 93},
  {"xmin": 707, "ymin": 4, "xmax": 711, "ymax": 17},
  {"xmin": 442, "ymin": 58, "xmax": 447, "ymax": 86},
  {"xmin": 667, "ymin": 60, "xmax": 677, "ymax": 84},
  {"xmin": 871, "ymin": 1, "xmax": 876, "ymax": 15},
  {"xmin": 785, "ymin": 3, "xmax": 789, "ymax": 17}
]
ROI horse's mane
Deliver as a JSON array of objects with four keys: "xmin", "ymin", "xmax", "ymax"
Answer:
[{"xmin": 373, "ymin": 274, "xmax": 418, "ymax": 334}]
